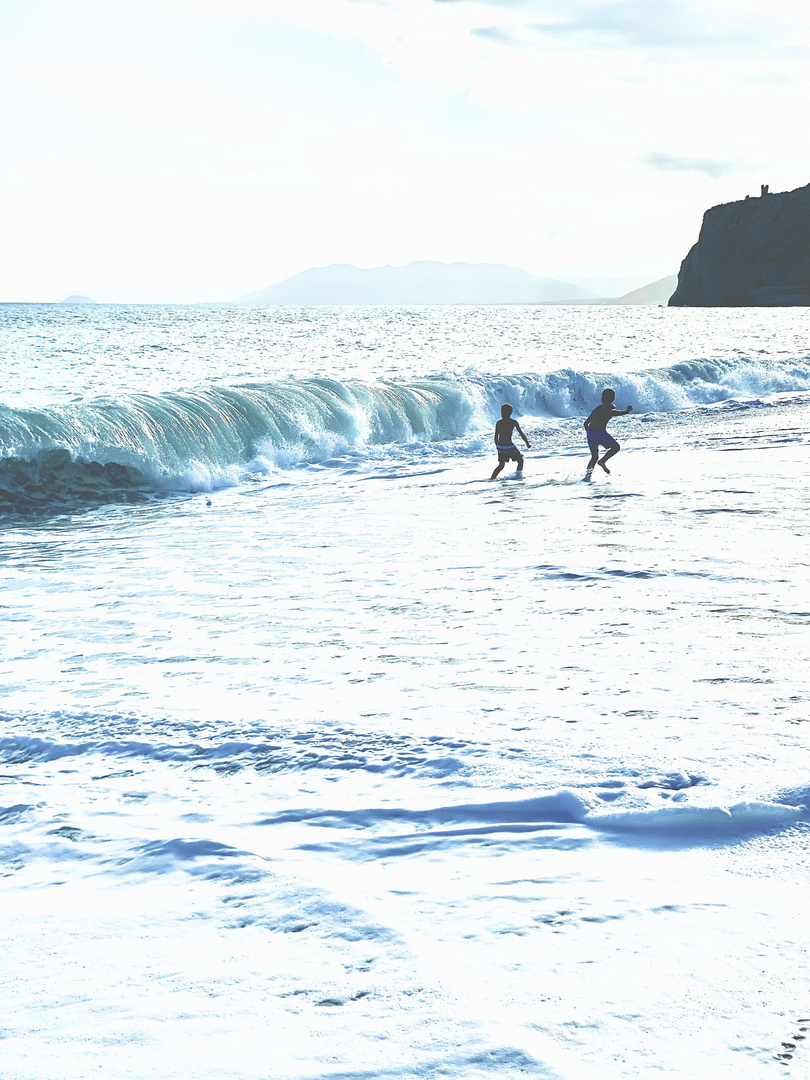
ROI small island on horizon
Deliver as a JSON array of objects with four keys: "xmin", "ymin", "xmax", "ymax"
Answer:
[
  {"xmin": 42, "ymin": 266, "xmax": 676, "ymax": 307},
  {"xmin": 35, "ymin": 182, "xmax": 810, "ymax": 310}
]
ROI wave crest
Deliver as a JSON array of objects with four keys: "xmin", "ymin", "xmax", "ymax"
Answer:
[
  {"xmin": 0, "ymin": 377, "xmax": 477, "ymax": 510},
  {"xmin": 2, "ymin": 356, "xmax": 809, "ymax": 510}
]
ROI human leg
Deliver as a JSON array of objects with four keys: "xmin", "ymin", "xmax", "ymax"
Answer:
[
  {"xmin": 491, "ymin": 449, "xmax": 509, "ymax": 479},
  {"xmin": 597, "ymin": 435, "xmax": 620, "ymax": 473},
  {"xmin": 586, "ymin": 434, "xmax": 601, "ymax": 472}
]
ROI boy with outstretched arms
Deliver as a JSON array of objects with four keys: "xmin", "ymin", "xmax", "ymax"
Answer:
[
  {"xmin": 584, "ymin": 389, "xmax": 632, "ymax": 474},
  {"xmin": 491, "ymin": 404, "xmax": 531, "ymax": 479}
]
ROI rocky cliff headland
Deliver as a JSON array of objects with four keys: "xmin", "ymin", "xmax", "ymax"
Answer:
[{"xmin": 669, "ymin": 182, "xmax": 810, "ymax": 306}]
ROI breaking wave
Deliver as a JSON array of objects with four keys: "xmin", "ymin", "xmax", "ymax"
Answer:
[
  {"xmin": 2, "ymin": 356, "xmax": 809, "ymax": 510},
  {"xmin": 2, "ymin": 732, "xmax": 806, "ymax": 841}
]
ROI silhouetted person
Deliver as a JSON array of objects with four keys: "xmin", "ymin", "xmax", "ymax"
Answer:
[
  {"xmin": 490, "ymin": 404, "xmax": 530, "ymax": 479},
  {"xmin": 584, "ymin": 389, "xmax": 632, "ymax": 475}
]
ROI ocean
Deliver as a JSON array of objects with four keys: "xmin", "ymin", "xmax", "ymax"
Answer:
[{"xmin": 1, "ymin": 302, "xmax": 809, "ymax": 1079}]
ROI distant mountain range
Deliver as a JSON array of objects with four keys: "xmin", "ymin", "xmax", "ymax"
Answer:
[
  {"xmin": 615, "ymin": 275, "xmax": 677, "ymax": 305},
  {"xmin": 52, "ymin": 265, "xmax": 676, "ymax": 306},
  {"xmin": 237, "ymin": 262, "xmax": 597, "ymax": 305}
]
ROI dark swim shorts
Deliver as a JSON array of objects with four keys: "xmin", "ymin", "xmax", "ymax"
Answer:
[
  {"xmin": 496, "ymin": 445, "xmax": 522, "ymax": 463},
  {"xmin": 586, "ymin": 430, "xmax": 619, "ymax": 452}
]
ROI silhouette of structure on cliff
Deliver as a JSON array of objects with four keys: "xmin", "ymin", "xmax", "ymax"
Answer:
[{"xmin": 670, "ymin": 182, "xmax": 810, "ymax": 306}]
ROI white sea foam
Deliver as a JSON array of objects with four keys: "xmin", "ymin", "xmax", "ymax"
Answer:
[
  {"xmin": 3, "ymin": 306, "xmax": 810, "ymax": 1080},
  {"xmin": 2, "ymin": 354, "xmax": 810, "ymax": 508}
]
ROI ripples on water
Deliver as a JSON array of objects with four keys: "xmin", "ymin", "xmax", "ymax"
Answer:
[
  {"xmin": 3, "ymin": 302, "xmax": 810, "ymax": 404},
  {"xmin": 1, "ymin": 305, "xmax": 810, "ymax": 1079}
]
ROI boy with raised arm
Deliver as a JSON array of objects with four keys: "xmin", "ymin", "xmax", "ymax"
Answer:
[
  {"xmin": 490, "ymin": 404, "xmax": 531, "ymax": 480},
  {"xmin": 584, "ymin": 389, "xmax": 632, "ymax": 475}
]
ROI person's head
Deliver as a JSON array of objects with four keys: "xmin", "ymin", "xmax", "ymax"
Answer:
[
  {"xmin": 601, "ymin": 388, "xmax": 615, "ymax": 404},
  {"xmin": 500, "ymin": 404, "xmax": 513, "ymax": 418}
]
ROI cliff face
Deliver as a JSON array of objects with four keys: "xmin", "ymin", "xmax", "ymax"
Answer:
[{"xmin": 669, "ymin": 182, "xmax": 810, "ymax": 306}]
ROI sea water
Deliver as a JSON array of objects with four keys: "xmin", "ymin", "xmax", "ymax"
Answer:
[{"xmin": 1, "ymin": 303, "xmax": 809, "ymax": 1079}]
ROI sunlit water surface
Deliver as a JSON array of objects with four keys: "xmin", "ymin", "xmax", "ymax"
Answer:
[{"xmin": 1, "ymin": 304, "xmax": 810, "ymax": 1080}]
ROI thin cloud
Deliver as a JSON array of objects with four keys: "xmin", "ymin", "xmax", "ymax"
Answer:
[
  {"xmin": 533, "ymin": 2, "xmax": 765, "ymax": 53},
  {"xmin": 471, "ymin": 25, "xmax": 526, "ymax": 45},
  {"xmin": 431, "ymin": 0, "xmax": 804, "ymax": 58},
  {"xmin": 433, "ymin": 0, "xmax": 529, "ymax": 5},
  {"xmin": 642, "ymin": 152, "xmax": 754, "ymax": 180}
]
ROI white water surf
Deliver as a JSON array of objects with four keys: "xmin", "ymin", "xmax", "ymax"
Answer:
[{"xmin": 1, "ymin": 304, "xmax": 809, "ymax": 1078}]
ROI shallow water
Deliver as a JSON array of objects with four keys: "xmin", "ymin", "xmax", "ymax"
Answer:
[{"xmin": 1, "ymin": 305, "xmax": 809, "ymax": 1079}]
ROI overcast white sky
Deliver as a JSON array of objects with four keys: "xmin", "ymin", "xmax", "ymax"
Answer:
[{"xmin": 2, "ymin": 0, "xmax": 809, "ymax": 301}]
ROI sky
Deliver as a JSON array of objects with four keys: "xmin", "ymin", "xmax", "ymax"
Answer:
[{"xmin": 2, "ymin": 0, "xmax": 809, "ymax": 302}]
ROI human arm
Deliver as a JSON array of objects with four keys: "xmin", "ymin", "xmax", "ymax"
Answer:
[
  {"xmin": 583, "ymin": 408, "xmax": 596, "ymax": 430},
  {"xmin": 514, "ymin": 422, "xmax": 531, "ymax": 448}
]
